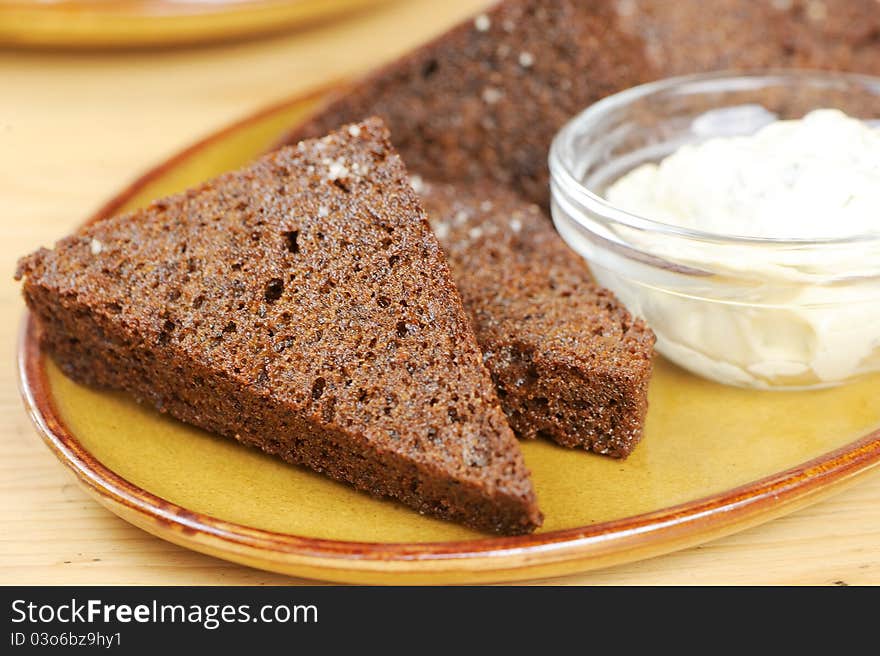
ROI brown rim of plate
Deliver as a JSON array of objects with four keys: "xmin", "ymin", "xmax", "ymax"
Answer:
[{"xmin": 16, "ymin": 87, "xmax": 880, "ymax": 571}]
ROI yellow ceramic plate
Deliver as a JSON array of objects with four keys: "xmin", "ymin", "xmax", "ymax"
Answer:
[
  {"xmin": 0, "ymin": 0, "xmax": 390, "ymax": 49},
  {"xmin": 17, "ymin": 89, "xmax": 880, "ymax": 584}
]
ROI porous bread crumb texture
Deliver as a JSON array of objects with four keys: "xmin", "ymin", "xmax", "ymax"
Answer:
[
  {"xmin": 420, "ymin": 180, "xmax": 655, "ymax": 458},
  {"xmin": 278, "ymin": 0, "xmax": 652, "ymax": 209},
  {"xmin": 16, "ymin": 118, "xmax": 541, "ymax": 535},
  {"xmin": 278, "ymin": 0, "xmax": 880, "ymax": 210}
]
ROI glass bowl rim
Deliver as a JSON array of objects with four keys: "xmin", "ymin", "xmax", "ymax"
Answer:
[{"xmin": 548, "ymin": 68, "xmax": 880, "ymax": 248}]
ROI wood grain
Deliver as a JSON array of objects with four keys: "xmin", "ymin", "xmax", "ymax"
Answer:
[{"xmin": 1, "ymin": 0, "xmax": 878, "ymax": 585}]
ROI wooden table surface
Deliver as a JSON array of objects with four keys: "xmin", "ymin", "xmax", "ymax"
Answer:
[{"xmin": 1, "ymin": 0, "xmax": 878, "ymax": 586}]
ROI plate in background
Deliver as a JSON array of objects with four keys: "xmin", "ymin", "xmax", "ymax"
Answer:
[
  {"xmin": 17, "ymin": 88, "xmax": 880, "ymax": 584},
  {"xmin": 0, "ymin": 0, "xmax": 391, "ymax": 48}
]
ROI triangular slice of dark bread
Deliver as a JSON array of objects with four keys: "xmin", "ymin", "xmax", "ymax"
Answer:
[
  {"xmin": 16, "ymin": 118, "xmax": 542, "ymax": 535},
  {"xmin": 418, "ymin": 179, "xmax": 654, "ymax": 458},
  {"xmin": 276, "ymin": 0, "xmax": 652, "ymax": 208}
]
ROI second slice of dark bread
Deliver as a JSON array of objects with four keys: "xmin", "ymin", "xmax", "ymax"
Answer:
[
  {"xmin": 16, "ymin": 118, "xmax": 542, "ymax": 535},
  {"xmin": 276, "ymin": 0, "xmax": 651, "ymax": 209},
  {"xmin": 419, "ymin": 180, "xmax": 655, "ymax": 458}
]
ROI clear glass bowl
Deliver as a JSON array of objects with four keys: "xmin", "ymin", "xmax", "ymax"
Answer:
[{"xmin": 549, "ymin": 70, "xmax": 880, "ymax": 390}]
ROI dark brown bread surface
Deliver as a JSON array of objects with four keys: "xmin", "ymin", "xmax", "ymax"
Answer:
[
  {"xmin": 16, "ymin": 118, "xmax": 542, "ymax": 535},
  {"xmin": 278, "ymin": 0, "xmax": 880, "ymax": 209},
  {"xmin": 616, "ymin": 0, "xmax": 880, "ymax": 75},
  {"xmin": 418, "ymin": 179, "xmax": 654, "ymax": 458},
  {"xmin": 278, "ymin": 0, "xmax": 652, "ymax": 208}
]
